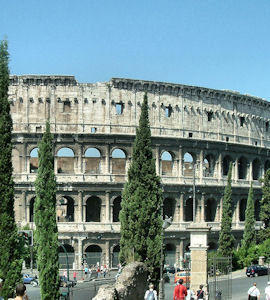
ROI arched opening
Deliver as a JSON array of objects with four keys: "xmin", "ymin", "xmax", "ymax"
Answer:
[
  {"xmin": 57, "ymin": 196, "xmax": 74, "ymax": 222},
  {"xmin": 29, "ymin": 197, "xmax": 35, "ymax": 222},
  {"xmin": 58, "ymin": 244, "xmax": 75, "ymax": 269},
  {"xmin": 255, "ymin": 199, "xmax": 260, "ymax": 221},
  {"xmin": 113, "ymin": 196, "xmax": 121, "ymax": 222},
  {"xmin": 85, "ymin": 147, "xmax": 101, "ymax": 174},
  {"xmin": 86, "ymin": 196, "xmax": 101, "ymax": 222},
  {"xmin": 112, "ymin": 245, "xmax": 120, "ymax": 267},
  {"xmin": 208, "ymin": 242, "xmax": 217, "ymax": 252},
  {"xmin": 85, "ymin": 245, "xmax": 102, "ymax": 266},
  {"xmin": 161, "ymin": 151, "xmax": 173, "ymax": 176},
  {"xmin": 222, "ymin": 155, "xmax": 232, "ymax": 176},
  {"xmin": 163, "ymin": 198, "xmax": 175, "ymax": 220},
  {"xmin": 205, "ymin": 198, "xmax": 217, "ymax": 222},
  {"xmin": 57, "ymin": 147, "xmax": 75, "ymax": 174},
  {"xmin": 184, "ymin": 197, "xmax": 193, "ymax": 222},
  {"xmin": 253, "ymin": 158, "xmax": 261, "ymax": 180},
  {"xmin": 111, "ymin": 149, "xmax": 126, "ymax": 174},
  {"xmin": 238, "ymin": 157, "xmax": 248, "ymax": 180},
  {"xmin": 30, "ymin": 148, "xmax": 38, "ymax": 173},
  {"xmin": 265, "ymin": 160, "xmax": 270, "ymax": 173},
  {"xmin": 239, "ymin": 199, "xmax": 247, "ymax": 221},
  {"xmin": 203, "ymin": 154, "xmax": 215, "ymax": 177},
  {"xmin": 164, "ymin": 244, "xmax": 176, "ymax": 266},
  {"xmin": 183, "ymin": 152, "xmax": 194, "ymax": 177}
]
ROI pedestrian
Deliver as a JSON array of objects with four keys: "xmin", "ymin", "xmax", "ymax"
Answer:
[
  {"xmin": 14, "ymin": 283, "xmax": 29, "ymax": 300},
  {"xmin": 186, "ymin": 287, "xmax": 195, "ymax": 300},
  {"xmin": 173, "ymin": 278, "xmax": 187, "ymax": 300},
  {"xmin": 265, "ymin": 281, "xmax": 270, "ymax": 300},
  {"xmin": 248, "ymin": 282, "xmax": 260, "ymax": 300},
  {"xmin": 97, "ymin": 266, "xmax": 101, "ymax": 278},
  {"xmin": 73, "ymin": 271, "xmax": 77, "ymax": 282},
  {"xmin": 103, "ymin": 264, "xmax": 107, "ymax": 278},
  {"xmin": 144, "ymin": 283, "xmax": 158, "ymax": 300},
  {"xmin": 197, "ymin": 285, "xmax": 205, "ymax": 299},
  {"xmin": 63, "ymin": 270, "xmax": 67, "ymax": 280},
  {"xmin": 84, "ymin": 265, "xmax": 88, "ymax": 280}
]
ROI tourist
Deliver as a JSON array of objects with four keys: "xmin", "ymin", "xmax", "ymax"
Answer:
[
  {"xmin": 197, "ymin": 285, "xmax": 205, "ymax": 299},
  {"xmin": 265, "ymin": 281, "xmax": 270, "ymax": 300},
  {"xmin": 144, "ymin": 283, "xmax": 157, "ymax": 300},
  {"xmin": 14, "ymin": 283, "xmax": 29, "ymax": 300},
  {"xmin": 248, "ymin": 282, "xmax": 260, "ymax": 300},
  {"xmin": 186, "ymin": 286, "xmax": 195, "ymax": 300},
  {"xmin": 73, "ymin": 271, "xmax": 77, "ymax": 282},
  {"xmin": 173, "ymin": 278, "xmax": 187, "ymax": 300},
  {"xmin": 84, "ymin": 265, "xmax": 88, "ymax": 280}
]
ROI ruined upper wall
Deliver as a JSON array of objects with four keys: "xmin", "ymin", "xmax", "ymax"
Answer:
[{"xmin": 8, "ymin": 75, "xmax": 270, "ymax": 148}]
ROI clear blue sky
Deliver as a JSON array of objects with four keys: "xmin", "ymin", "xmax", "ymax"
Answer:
[{"xmin": 1, "ymin": 0, "xmax": 270, "ymax": 99}]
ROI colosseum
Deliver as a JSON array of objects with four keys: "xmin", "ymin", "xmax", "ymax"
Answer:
[{"xmin": 9, "ymin": 75, "xmax": 269, "ymax": 269}]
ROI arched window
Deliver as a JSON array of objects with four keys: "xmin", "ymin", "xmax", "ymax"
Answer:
[
  {"xmin": 85, "ymin": 245, "xmax": 102, "ymax": 266},
  {"xmin": 113, "ymin": 196, "xmax": 121, "ymax": 222},
  {"xmin": 111, "ymin": 149, "xmax": 126, "ymax": 174},
  {"xmin": 183, "ymin": 152, "xmax": 194, "ymax": 177},
  {"xmin": 29, "ymin": 148, "xmax": 39, "ymax": 173},
  {"xmin": 85, "ymin": 148, "xmax": 101, "ymax": 174},
  {"xmin": 86, "ymin": 196, "xmax": 101, "ymax": 222},
  {"xmin": 184, "ymin": 197, "xmax": 193, "ymax": 222},
  {"xmin": 165, "ymin": 244, "xmax": 176, "ymax": 266},
  {"xmin": 253, "ymin": 158, "xmax": 261, "ymax": 180},
  {"xmin": 163, "ymin": 198, "xmax": 175, "ymax": 221},
  {"xmin": 57, "ymin": 196, "xmax": 74, "ymax": 222},
  {"xmin": 29, "ymin": 197, "xmax": 35, "ymax": 222},
  {"xmin": 203, "ymin": 154, "xmax": 215, "ymax": 177},
  {"xmin": 239, "ymin": 199, "xmax": 247, "ymax": 221},
  {"xmin": 57, "ymin": 147, "xmax": 75, "ymax": 174},
  {"xmin": 238, "ymin": 157, "xmax": 248, "ymax": 180},
  {"xmin": 161, "ymin": 151, "xmax": 173, "ymax": 176},
  {"xmin": 58, "ymin": 244, "xmax": 74, "ymax": 269},
  {"xmin": 112, "ymin": 245, "xmax": 120, "ymax": 267},
  {"xmin": 222, "ymin": 155, "xmax": 232, "ymax": 176},
  {"xmin": 205, "ymin": 198, "xmax": 217, "ymax": 222}
]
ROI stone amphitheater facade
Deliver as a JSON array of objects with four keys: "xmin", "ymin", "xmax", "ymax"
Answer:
[{"xmin": 9, "ymin": 75, "xmax": 269, "ymax": 269}]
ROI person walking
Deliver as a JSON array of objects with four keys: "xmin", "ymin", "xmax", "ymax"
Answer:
[
  {"xmin": 84, "ymin": 265, "xmax": 88, "ymax": 280},
  {"xmin": 248, "ymin": 282, "xmax": 260, "ymax": 300},
  {"xmin": 73, "ymin": 271, "xmax": 77, "ymax": 282},
  {"xmin": 197, "ymin": 285, "xmax": 205, "ymax": 299},
  {"xmin": 186, "ymin": 287, "xmax": 195, "ymax": 300},
  {"xmin": 173, "ymin": 278, "xmax": 187, "ymax": 300},
  {"xmin": 265, "ymin": 281, "xmax": 270, "ymax": 300},
  {"xmin": 144, "ymin": 283, "xmax": 158, "ymax": 300}
]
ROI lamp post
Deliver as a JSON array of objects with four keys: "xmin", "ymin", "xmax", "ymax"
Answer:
[
  {"xmin": 159, "ymin": 216, "xmax": 172, "ymax": 300},
  {"xmin": 193, "ymin": 162, "xmax": 196, "ymax": 223}
]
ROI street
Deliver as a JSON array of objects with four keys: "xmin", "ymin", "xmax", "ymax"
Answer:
[{"xmin": 26, "ymin": 272, "xmax": 270, "ymax": 299}]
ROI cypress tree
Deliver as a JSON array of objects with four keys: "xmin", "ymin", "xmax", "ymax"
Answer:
[
  {"xmin": 119, "ymin": 93, "xmax": 163, "ymax": 286},
  {"xmin": 242, "ymin": 183, "xmax": 256, "ymax": 248},
  {"xmin": 0, "ymin": 39, "xmax": 23, "ymax": 299},
  {"xmin": 259, "ymin": 168, "xmax": 270, "ymax": 242},
  {"xmin": 34, "ymin": 121, "xmax": 60, "ymax": 300},
  {"xmin": 218, "ymin": 162, "xmax": 234, "ymax": 257}
]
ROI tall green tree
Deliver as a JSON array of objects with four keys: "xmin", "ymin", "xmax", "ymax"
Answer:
[
  {"xmin": 218, "ymin": 162, "xmax": 234, "ymax": 257},
  {"xmin": 0, "ymin": 39, "xmax": 23, "ymax": 299},
  {"xmin": 259, "ymin": 168, "xmax": 270, "ymax": 242},
  {"xmin": 242, "ymin": 183, "xmax": 256, "ymax": 248},
  {"xmin": 119, "ymin": 93, "xmax": 163, "ymax": 286},
  {"xmin": 34, "ymin": 122, "xmax": 60, "ymax": 300}
]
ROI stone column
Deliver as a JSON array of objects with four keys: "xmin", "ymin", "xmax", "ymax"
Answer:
[
  {"xmin": 219, "ymin": 196, "xmax": 223, "ymax": 222},
  {"xmin": 105, "ymin": 144, "xmax": 110, "ymax": 174},
  {"xmin": 199, "ymin": 150, "xmax": 204, "ymax": 184},
  {"xmin": 179, "ymin": 192, "xmax": 184, "ymax": 222},
  {"xmin": 78, "ymin": 143, "xmax": 83, "ymax": 174},
  {"xmin": 176, "ymin": 196, "xmax": 181, "ymax": 223},
  {"xmin": 249, "ymin": 161, "xmax": 253, "ymax": 181},
  {"xmin": 22, "ymin": 191, "xmax": 26, "ymax": 223},
  {"xmin": 105, "ymin": 191, "xmax": 110, "ymax": 222},
  {"xmin": 187, "ymin": 224, "xmax": 210, "ymax": 292},
  {"xmin": 218, "ymin": 153, "xmax": 222, "ymax": 181},
  {"xmin": 234, "ymin": 160, "xmax": 238, "ymax": 182},
  {"xmin": 78, "ymin": 191, "xmax": 83, "ymax": 223},
  {"xmin": 235, "ymin": 200, "xmax": 240, "ymax": 224},
  {"xmin": 200, "ymin": 193, "xmax": 205, "ymax": 222},
  {"xmin": 77, "ymin": 238, "xmax": 83, "ymax": 269},
  {"xmin": 178, "ymin": 146, "xmax": 183, "ymax": 182},
  {"xmin": 155, "ymin": 147, "xmax": 160, "ymax": 176},
  {"xmin": 105, "ymin": 241, "xmax": 110, "ymax": 266}
]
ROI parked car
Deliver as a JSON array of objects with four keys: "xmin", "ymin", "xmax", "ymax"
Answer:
[
  {"xmin": 164, "ymin": 266, "xmax": 180, "ymax": 274},
  {"xmin": 174, "ymin": 271, "xmax": 190, "ymax": 284},
  {"xmin": 23, "ymin": 274, "xmax": 38, "ymax": 286},
  {"xmin": 246, "ymin": 265, "xmax": 268, "ymax": 277},
  {"xmin": 60, "ymin": 276, "xmax": 76, "ymax": 288}
]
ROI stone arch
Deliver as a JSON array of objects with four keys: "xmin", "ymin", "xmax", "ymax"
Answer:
[
  {"xmin": 30, "ymin": 147, "xmax": 38, "ymax": 173},
  {"xmin": 58, "ymin": 244, "xmax": 75, "ymax": 269},
  {"xmin": 113, "ymin": 196, "xmax": 121, "ymax": 222},
  {"xmin": 222, "ymin": 155, "xmax": 232, "ymax": 176},
  {"xmin": 253, "ymin": 158, "xmax": 261, "ymax": 180},
  {"xmin": 264, "ymin": 160, "xmax": 270, "ymax": 173},
  {"xmin": 112, "ymin": 245, "xmax": 120, "ymax": 267},
  {"xmin": 239, "ymin": 199, "xmax": 247, "ymax": 221},
  {"xmin": 85, "ymin": 245, "xmax": 102, "ymax": 266},
  {"xmin": 183, "ymin": 152, "xmax": 195, "ymax": 177},
  {"xmin": 29, "ymin": 197, "xmax": 35, "ymax": 222},
  {"xmin": 57, "ymin": 196, "xmax": 74, "ymax": 222},
  {"xmin": 184, "ymin": 197, "xmax": 193, "ymax": 222},
  {"xmin": 57, "ymin": 147, "xmax": 75, "ymax": 174},
  {"xmin": 86, "ymin": 196, "xmax": 101, "ymax": 222},
  {"xmin": 163, "ymin": 197, "xmax": 176, "ymax": 221},
  {"xmin": 111, "ymin": 148, "xmax": 126, "ymax": 174},
  {"xmin": 238, "ymin": 156, "xmax": 248, "ymax": 179},
  {"xmin": 165, "ymin": 243, "xmax": 176, "ymax": 266},
  {"xmin": 85, "ymin": 147, "xmax": 101, "ymax": 174},
  {"xmin": 12, "ymin": 148, "xmax": 21, "ymax": 173},
  {"xmin": 205, "ymin": 198, "xmax": 217, "ymax": 222},
  {"xmin": 203, "ymin": 154, "xmax": 215, "ymax": 177},
  {"xmin": 161, "ymin": 151, "xmax": 174, "ymax": 176}
]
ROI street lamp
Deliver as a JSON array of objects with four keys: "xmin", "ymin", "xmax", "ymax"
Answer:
[
  {"xmin": 193, "ymin": 161, "xmax": 196, "ymax": 223},
  {"xmin": 159, "ymin": 216, "xmax": 172, "ymax": 300}
]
